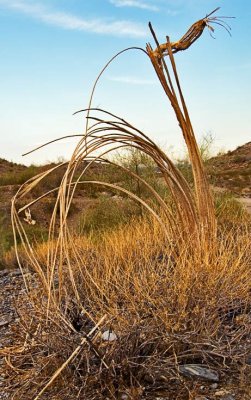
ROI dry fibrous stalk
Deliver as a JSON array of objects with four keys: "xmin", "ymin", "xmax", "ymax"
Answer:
[
  {"xmin": 146, "ymin": 7, "xmax": 233, "ymax": 241},
  {"xmin": 146, "ymin": 36, "xmax": 216, "ymax": 240},
  {"xmin": 152, "ymin": 7, "xmax": 233, "ymax": 59}
]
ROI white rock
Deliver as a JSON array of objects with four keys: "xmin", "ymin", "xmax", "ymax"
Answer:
[
  {"xmin": 101, "ymin": 330, "xmax": 117, "ymax": 342},
  {"xmin": 195, "ymin": 397, "xmax": 209, "ymax": 400},
  {"xmin": 211, "ymin": 383, "xmax": 218, "ymax": 389},
  {"xmin": 0, "ymin": 319, "xmax": 9, "ymax": 328}
]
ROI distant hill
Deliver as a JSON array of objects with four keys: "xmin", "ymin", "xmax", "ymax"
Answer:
[
  {"xmin": 208, "ymin": 142, "xmax": 251, "ymax": 197},
  {"xmin": 0, "ymin": 143, "xmax": 250, "ymax": 266},
  {"xmin": 0, "ymin": 158, "xmax": 111, "ymax": 266},
  {"xmin": 0, "ymin": 158, "xmax": 27, "ymax": 175},
  {"xmin": 0, "ymin": 159, "xmax": 63, "ymax": 266},
  {"xmin": 1, "ymin": 141, "xmax": 251, "ymax": 196}
]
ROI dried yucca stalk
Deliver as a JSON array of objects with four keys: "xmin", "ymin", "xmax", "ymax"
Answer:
[
  {"xmin": 152, "ymin": 7, "xmax": 232, "ymax": 58},
  {"xmin": 146, "ymin": 7, "xmax": 233, "ymax": 240}
]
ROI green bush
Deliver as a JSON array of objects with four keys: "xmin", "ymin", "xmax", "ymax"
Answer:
[
  {"xmin": 0, "ymin": 165, "xmax": 39, "ymax": 186},
  {"xmin": 77, "ymin": 195, "xmax": 141, "ymax": 234},
  {"xmin": 214, "ymin": 192, "xmax": 248, "ymax": 223},
  {"xmin": 0, "ymin": 209, "xmax": 48, "ymax": 269},
  {"xmin": 110, "ymin": 148, "xmax": 168, "ymax": 199}
]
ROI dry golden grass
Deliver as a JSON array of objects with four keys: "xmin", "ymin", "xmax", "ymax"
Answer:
[{"xmin": 2, "ymin": 214, "xmax": 251, "ymax": 399}]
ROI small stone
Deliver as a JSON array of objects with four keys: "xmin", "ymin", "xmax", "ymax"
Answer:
[
  {"xmin": 195, "ymin": 397, "xmax": 209, "ymax": 400},
  {"xmin": 179, "ymin": 364, "xmax": 219, "ymax": 382},
  {"xmin": 221, "ymin": 396, "xmax": 234, "ymax": 400},
  {"xmin": 214, "ymin": 390, "xmax": 226, "ymax": 396},
  {"xmin": 119, "ymin": 388, "xmax": 143, "ymax": 399},
  {"xmin": 143, "ymin": 373, "xmax": 154, "ymax": 383},
  {"xmin": 0, "ymin": 319, "xmax": 9, "ymax": 328},
  {"xmin": 112, "ymin": 195, "xmax": 123, "ymax": 201},
  {"xmin": 155, "ymin": 398, "xmax": 170, "ymax": 400},
  {"xmin": 101, "ymin": 330, "xmax": 117, "ymax": 342},
  {"xmin": 211, "ymin": 383, "xmax": 218, "ymax": 389},
  {"xmin": 100, "ymin": 191, "xmax": 113, "ymax": 198},
  {"xmin": 0, "ymin": 270, "xmax": 9, "ymax": 277},
  {"xmin": 10, "ymin": 269, "xmax": 23, "ymax": 277},
  {"xmin": 215, "ymin": 390, "xmax": 234, "ymax": 399}
]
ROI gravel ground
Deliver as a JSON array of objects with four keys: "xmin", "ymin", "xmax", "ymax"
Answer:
[{"xmin": 0, "ymin": 269, "xmax": 32, "ymax": 399}]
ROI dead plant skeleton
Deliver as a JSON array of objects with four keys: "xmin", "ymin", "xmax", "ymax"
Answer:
[{"xmin": 4, "ymin": 8, "xmax": 251, "ymax": 400}]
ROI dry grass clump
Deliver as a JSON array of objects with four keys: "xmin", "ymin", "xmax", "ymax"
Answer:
[
  {"xmin": 214, "ymin": 192, "xmax": 249, "ymax": 225},
  {"xmin": 2, "ymin": 215, "xmax": 251, "ymax": 399}
]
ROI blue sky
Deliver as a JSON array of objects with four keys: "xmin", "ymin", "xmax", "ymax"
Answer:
[{"xmin": 0, "ymin": 0, "xmax": 250, "ymax": 164}]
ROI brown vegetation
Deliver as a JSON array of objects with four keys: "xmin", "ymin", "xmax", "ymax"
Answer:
[{"xmin": 208, "ymin": 142, "xmax": 251, "ymax": 196}]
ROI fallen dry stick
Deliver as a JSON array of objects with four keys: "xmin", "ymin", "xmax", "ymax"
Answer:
[{"xmin": 33, "ymin": 314, "xmax": 107, "ymax": 400}]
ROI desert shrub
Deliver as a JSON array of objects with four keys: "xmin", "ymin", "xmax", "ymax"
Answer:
[
  {"xmin": 42, "ymin": 196, "xmax": 78, "ymax": 217},
  {"xmin": 77, "ymin": 194, "xmax": 141, "ymax": 234},
  {"xmin": 0, "ymin": 207, "xmax": 48, "ymax": 269},
  {"xmin": 233, "ymin": 154, "xmax": 248, "ymax": 163},
  {"xmin": 73, "ymin": 152, "xmax": 168, "ymax": 200},
  {"xmin": 214, "ymin": 191, "xmax": 249, "ymax": 224},
  {"xmin": 0, "ymin": 212, "xmax": 14, "ymax": 261},
  {"xmin": 113, "ymin": 148, "xmax": 168, "ymax": 199},
  {"xmin": 75, "ymin": 173, "xmax": 111, "ymax": 198},
  {"xmin": 0, "ymin": 165, "xmax": 39, "ymax": 186}
]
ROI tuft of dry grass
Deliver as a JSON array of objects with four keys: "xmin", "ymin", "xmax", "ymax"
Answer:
[{"xmin": 2, "ymin": 215, "xmax": 251, "ymax": 399}]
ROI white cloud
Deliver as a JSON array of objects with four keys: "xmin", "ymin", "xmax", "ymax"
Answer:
[
  {"xmin": 0, "ymin": 0, "xmax": 147, "ymax": 37},
  {"xmin": 110, "ymin": 0, "xmax": 159, "ymax": 12},
  {"xmin": 108, "ymin": 76, "xmax": 156, "ymax": 85}
]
